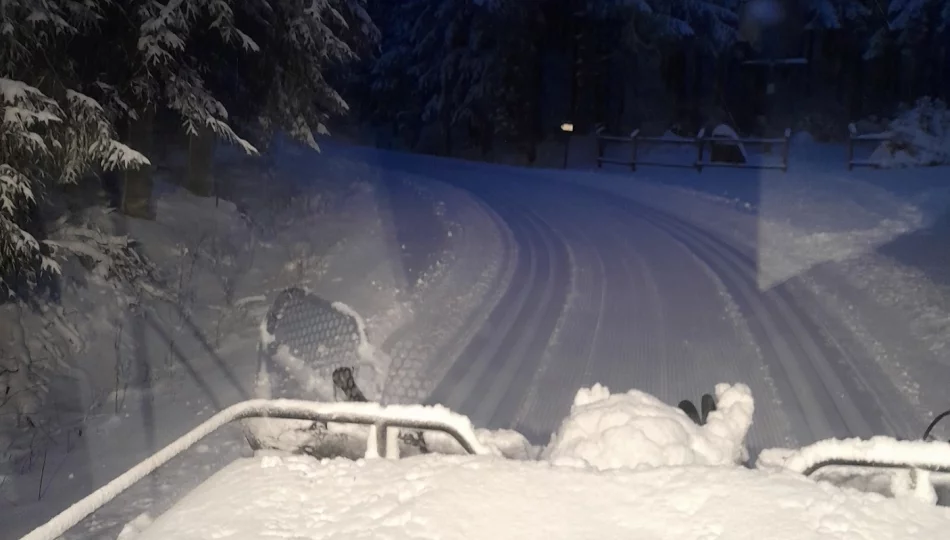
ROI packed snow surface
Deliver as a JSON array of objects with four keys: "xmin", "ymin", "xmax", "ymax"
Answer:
[
  {"xmin": 543, "ymin": 383, "xmax": 754, "ymax": 470},
  {"xmin": 130, "ymin": 452, "xmax": 950, "ymax": 540}
]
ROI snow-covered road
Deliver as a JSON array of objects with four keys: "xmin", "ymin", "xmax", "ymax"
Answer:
[{"xmin": 345, "ymin": 148, "xmax": 934, "ymax": 456}]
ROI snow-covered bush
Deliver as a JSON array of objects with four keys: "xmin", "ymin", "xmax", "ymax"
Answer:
[
  {"xmin": 1, "ymin": 79, "xmax": 150, "ymax": 298},
  {"xmin": 45, "ymin": 208, "xmax": 166, "ymax": 299},
  {"xmin": 543, "ymin": 383, "xmax": 754, "ymax": 471},
  {"xmin": 870, "ymin": 97, "xmax": 950, "ymax": 168}
]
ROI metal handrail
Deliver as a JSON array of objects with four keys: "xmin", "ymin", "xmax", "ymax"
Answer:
[
  {"xmin": 778, "ymin": 437, "xmax": 950, "ymax": 479},
  {"xmin": 21, "ymin": 399, "xmax": 490, "ymax": 540},
  {"xmin": 800, "ymin": 458, "xmax": 950, "ymax": 478}
]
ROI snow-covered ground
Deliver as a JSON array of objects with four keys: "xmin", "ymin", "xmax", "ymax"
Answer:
[
  {"xmin": 75, "ymin": 387, "xmax": 950, "ymax": 540},
  {"xmin": 2, "ymin": 139, "xmax": 509, "ymax": 539},
  {"xmin": 26, "ymin": 385, "xmax": 950, "ymax": 540},
  {"xmin": 127, "ymin": 452, "xmax": 950, "ymax": 540},
  {"xmin": 7, "ymin": 132, "xmax": 950, "ymax": 539},
  {"xmin": 325, "ymin": 137, "xmax": 947, "ymax": 453}
]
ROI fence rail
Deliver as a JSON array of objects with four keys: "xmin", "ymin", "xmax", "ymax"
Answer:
[
  {"xmin": 596, "ymin": 127, "xmax": 791, "ymax": 173},
  {"xmin": 847, "ymin": 123, "xmax": 890, "ymax": 170}
]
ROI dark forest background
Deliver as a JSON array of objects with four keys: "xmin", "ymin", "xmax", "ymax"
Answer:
[{"xmin": 341, "ymin": 0, "xmax": 950, "ymax": 162}]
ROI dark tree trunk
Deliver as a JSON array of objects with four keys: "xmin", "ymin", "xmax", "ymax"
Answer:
[
  {"xmin": 186, "ymin": 126, "xmax": 216, "ymax": 197},
  {"xmin": 120, "ymin": 106, "xmax": 156, "ymax": 220}
]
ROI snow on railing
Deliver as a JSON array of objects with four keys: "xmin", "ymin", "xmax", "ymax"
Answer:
[
  {"xmin": 20, "ymin": 399, "xmax": 491, "ymax": 540},
  {"xmin": 778, "ymin": 436, "xmax": 950, "ymax": 478},
  {"xmin": 595, "ymin": 126, "xmax": 791, "ymax": 172}
]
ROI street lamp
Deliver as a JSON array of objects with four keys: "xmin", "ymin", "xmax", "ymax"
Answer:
[{"xmin": 560, "ymin": 123, "xmax": 574, "ymax": 169}]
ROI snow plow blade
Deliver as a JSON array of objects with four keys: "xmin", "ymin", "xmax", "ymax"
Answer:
[{"xmin": 21, "ymin": 399, "xmax": 491, "ymax": 540}]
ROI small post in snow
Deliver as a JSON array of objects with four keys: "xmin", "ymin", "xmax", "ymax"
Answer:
[{"xmin": 561, "ymin": 123, "xmax": 574, "ymax": 169}]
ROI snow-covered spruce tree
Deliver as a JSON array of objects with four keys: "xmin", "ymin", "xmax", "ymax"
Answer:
[
  {"xmin": 598, "ymin": 0, "xmax": 739, "ymax": 54},
  {"xmin": 1, "ymin": 2, "xmax": 150, "ymax": 299},
  {"xmin": 481, "ymin": 1, "xmax": 544, "ymax": 161},
  {"xmin": 2, "ymin": 0, "xmax": 377, "ymax": 296},
  {"xmin": 867, "ymin": 0, "xmax": 950, "ymax": 62},
  {"xmin": 365, "ymin": 0, "xmax": 431, "ymax": 147},
  {"xmin": 52, "ymin": 0, "xmax": 376, "ymax": 205},
  {"xmin": 367, "ymin": 0, "xmax": 538, "ymax": 157},
  {"xmin": 185, "ymin": 0, "xmax": 379, "ymax": 152},
  {"xmin": 801, "ymin": 0, "xmax": 871, "ymax": 29},
  {"xmin": 365, "ymin": 0, "xmax": 485, "ymax": 155}
]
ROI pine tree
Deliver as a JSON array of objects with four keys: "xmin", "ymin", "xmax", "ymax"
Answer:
[
  {"xmin": 366, "ymin": 0, "xmax": 433, "ymax": 146},
  {"xmin": 367, "ymin": 0, "xmax": 497, "ymax": 155},
  {"xmin": 1, "ymin": 2, "xmax": 150, "ymax": 298},
  {"xmin": 602, "ymin": 0, "xmax": 739, "ymax": 53},
  {"xmin": 1, "ymin": 0, "xmax": 376, "ymax": 296},
  {"xmin": 802, "ymin": 0, "xmax": 871, "ymax": 29}
]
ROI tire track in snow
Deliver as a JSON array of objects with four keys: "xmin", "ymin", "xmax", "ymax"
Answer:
[
  {"xmin": 569, "ymin": 200, "xmax": 790, "ymax": 453},
  {"xmin": 510, "ymin": 201, "xmax": 604, "ymax": 441},
  {"xmin": 418, "ymin": 192, "xmax": 520, "ymax": 390},
  {"xmin": 614, "ymin": 211, "xmax": 796, "ymax": 450},
  {"xmin": 447, "ymin": 183, "xmax": 790, "ymax": 445},
  {"xmin": 592, "ymin": 218, "xmax": 666, "ymax": 400},
  {"xmin": 626, "ymin": 202, "xmax": 900, "ymax": 444},
  {"xmin": 484, "ymin": 208, "xmax": 570, "ymax": 429},
  {"xmin": 424, "ymin": 200, "xmax": 538, "ymax": 414},
  {"xmin": 380, "ymin": 179, "xmax": 515, "ymax": 405},
  {"xmin": 410, "ymin": 164, "xmax": 910, "ymax": 449},
  {"xmin": 425, "ymin": 197, "xmax": 570, "ymax": 430}
]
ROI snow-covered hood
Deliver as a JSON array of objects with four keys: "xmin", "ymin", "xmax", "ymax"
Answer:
[{"xmin": 131, "ymin": 453, "xmax": 950, "ymax": 540}]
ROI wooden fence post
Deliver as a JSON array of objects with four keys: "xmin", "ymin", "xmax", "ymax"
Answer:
[
  {"xmin": 782, "ymin": 128, "xmax": 791, "ymax": 172},
  {"xmin": 596, "ymin": 126, "xmax": 605, "ymax": 168},
  {"xmin": 695, "ymin": 127, "xmax": 705, "ymax": 172},
  {"xmin": 847, "ymin": 123, "xmax": 856, "ymax": 171},
  {"xmin": 630, "ymin": 129, "xmax": 640, "ymax": 172}
]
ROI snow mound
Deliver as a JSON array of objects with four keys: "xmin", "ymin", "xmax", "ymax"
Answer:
[
  {"xmin": 131, "ymin": 453, "xmax": 950, "ymax": 540},
  {"xmin": 116, "ymin": 512, "xmax": 153, "ymax": 540},
  {"xmin": 870, "ymin": 97, "xmax": 950, "ymax": 168},
  {"xmin": 709, "ymin": 123, "xmax": 749, "ymax": 162},
  {"xmin": 543, "ymin": 383, "xmax": 753, "ymax": 470}
]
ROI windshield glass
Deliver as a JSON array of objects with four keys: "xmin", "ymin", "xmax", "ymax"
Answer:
[{"xmin": 3, "ymin": 0, "xmax": 950, "ymax": 538}]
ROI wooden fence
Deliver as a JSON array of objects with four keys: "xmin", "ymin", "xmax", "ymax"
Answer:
[
  {"xmin": 596, "ymin": 127, "xmax": 792, "ymax": 173},
  {"xmin": 847, "ymin": 123, "xmax": 890, "ymax": 170}
]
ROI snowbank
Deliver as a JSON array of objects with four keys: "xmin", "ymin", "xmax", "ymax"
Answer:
[
  {"xmin": 869, "ymin": 97, "xmax": 950, "ymax": 168},
  {"xmin": 709, "ymin": 123, "xmax": 749, "ymax": 162},
  {"xmin": 130, "ymin": 453, "xmax": 950, "ymax": 540},
  {"xmin": 542, "ymin": 383, "xmax": 753, "ymax": 470}
]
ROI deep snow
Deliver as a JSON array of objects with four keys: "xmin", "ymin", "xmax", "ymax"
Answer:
[
  {"xmin": 543, "ymin": 382, "xmax": 753, "ymax": 470},
  {"xmin": 1, "ymin": 139, "xmax": 509, "ymax": 539},
  {"xmin": 127, "ymin": 452, "xmax": 950, "ymax": 540},
  {"xmin": 26, "ymin": 385, "xmax": 950, "ymax": 540},
  {"xmin": 6, "ymin": 132, "xmax": 950, "ymax": 538}
]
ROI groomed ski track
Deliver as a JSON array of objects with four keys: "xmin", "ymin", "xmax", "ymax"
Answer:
[{"xmin": 359, "ymin": 152, "xmax": 925, "ymax": 456}]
